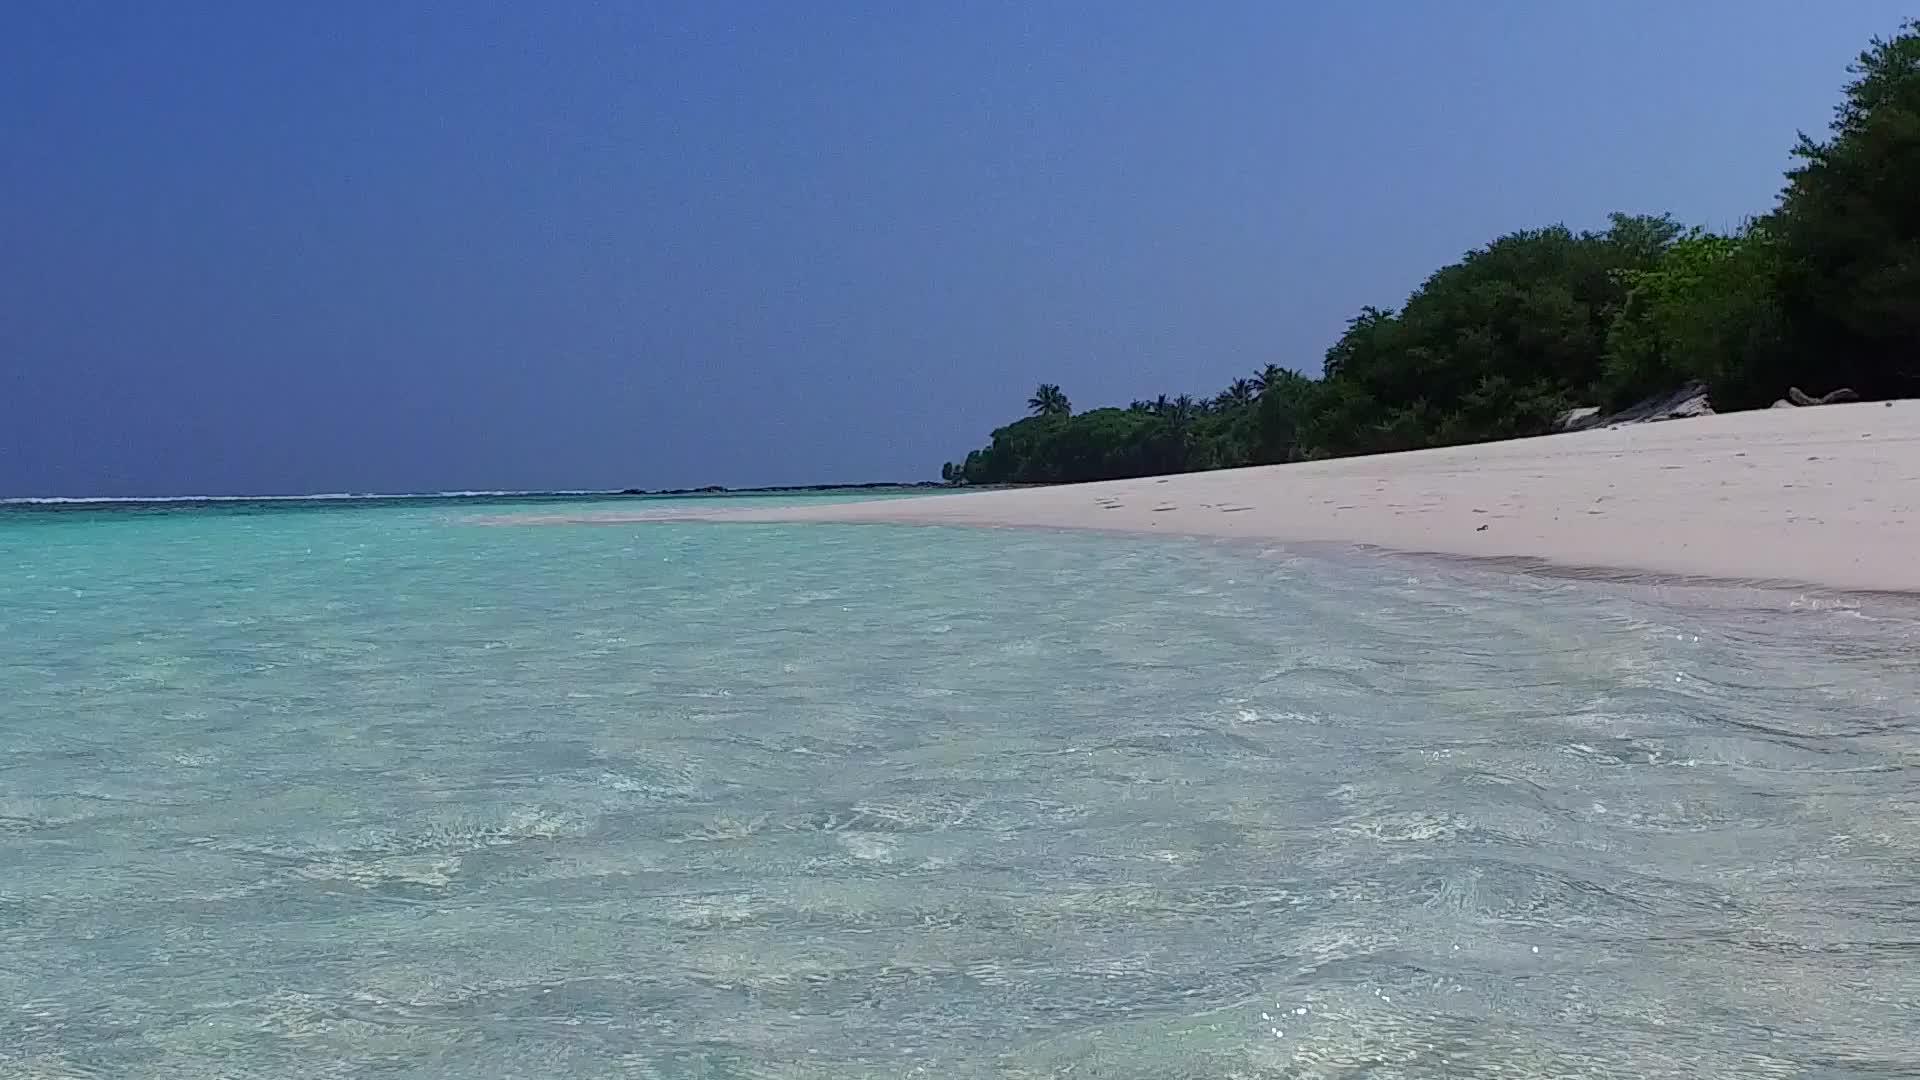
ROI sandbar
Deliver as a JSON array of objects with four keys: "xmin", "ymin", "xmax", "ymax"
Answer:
[{"xmin": 548, "ymin": 402, "xmax": 1920, "ymax": 593}]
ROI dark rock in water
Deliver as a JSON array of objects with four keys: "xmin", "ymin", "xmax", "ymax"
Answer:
[
  {"xmin": 1786, "ymin": 386, "xmax": 1860, "ymax": 406},
  {"xmin": 650, "ymin": 485, "xmax": 736, "ymax": 496}
]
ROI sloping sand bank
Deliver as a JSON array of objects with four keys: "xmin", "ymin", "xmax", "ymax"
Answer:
[{"xmin": 601, "ymin": 402, "xmax": 1920, "ymax": 592}]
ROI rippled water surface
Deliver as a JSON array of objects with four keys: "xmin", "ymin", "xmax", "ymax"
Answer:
[{"xmin": 3, "ymin": 497, "xmax": 1918, "ymax": 1078}]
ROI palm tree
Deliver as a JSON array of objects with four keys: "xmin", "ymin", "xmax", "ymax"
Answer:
[
  {"xmin": 1221, "ymin": 378, "xmax": 1258, "ymax": 407},
  {"xmin": 1154, "ymin": 394, "xmax": 1199, "ymax": 472},
  {"xmin": 1027, "ymin": 383, "xmax": 1071, "ymax": 417},
  {"xmin": 1252, "ymin": 364, "xmax": 1290, "ymax": 396}
]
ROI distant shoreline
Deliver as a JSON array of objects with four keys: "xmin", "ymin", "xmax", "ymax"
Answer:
[
  {"xmin": 0, "ymin": 482, "xmax": 949, "ymax": 510},
  {"xmin": 616, "ymin": 481, "xmax": 946, "ymax": 498},
  {"xmin": 547, "ymin": 402, "xmax": 1920, "ymax": 595}
]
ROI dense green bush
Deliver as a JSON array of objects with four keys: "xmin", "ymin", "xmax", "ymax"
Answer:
[{"xmin": 944, "ymin": 21, "xmax": 1920, "ymax": 485}]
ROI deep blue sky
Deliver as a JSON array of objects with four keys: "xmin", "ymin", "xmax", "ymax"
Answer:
[{"xmin": 2, "ymin": 2, "xmax": 1910, "ymax": 496}]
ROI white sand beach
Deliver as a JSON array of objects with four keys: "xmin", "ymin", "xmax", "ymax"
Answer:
[{"xmin": 642, "ymin": 401, "xmax": 1920, "ymax": 592}]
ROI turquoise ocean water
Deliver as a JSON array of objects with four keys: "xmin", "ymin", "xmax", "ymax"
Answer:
[{"xmin": 3, "ymin": 496, "xmax": 1917, "ymax": 1078}]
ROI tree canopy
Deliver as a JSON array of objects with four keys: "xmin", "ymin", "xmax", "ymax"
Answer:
[
  {"xmin": 942, "ymin": 20, "xmax": 1920, "ymax": 486},
  {"xmin": 1772, "ymin": 21, "xmax": 1920, "ymax": 401},
  {"xmin": 1026, "ymin": 384, "xmax": 1071, "ymax": 417}
]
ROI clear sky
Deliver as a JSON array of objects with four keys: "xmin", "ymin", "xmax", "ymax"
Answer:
[{"xmin": 2, "ymin": 2, "xmax": 1911, "ymax": 496}]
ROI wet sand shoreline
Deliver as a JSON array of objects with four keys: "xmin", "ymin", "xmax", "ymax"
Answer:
[{"xmin": 492, "ymin": 401, "xmax": 1920, "ymax": 594}]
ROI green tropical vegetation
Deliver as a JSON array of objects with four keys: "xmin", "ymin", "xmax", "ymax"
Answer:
[{"xmin": 943, "ymin": 20, "xmax": 1920, "ymax": 486}]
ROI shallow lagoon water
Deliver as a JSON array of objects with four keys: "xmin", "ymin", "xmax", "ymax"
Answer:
[{"xmin": 3, "ymin": 497, "xmax": 1917, "ymax": 1078}]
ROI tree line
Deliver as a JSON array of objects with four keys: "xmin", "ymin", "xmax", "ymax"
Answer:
[{"xmin": 942, "ymin": 21, "xmax": 1920, "ymax": 487}]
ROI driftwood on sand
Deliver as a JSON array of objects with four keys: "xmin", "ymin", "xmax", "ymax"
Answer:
[
  {"xmin": 1553, "ymin": 382, "xmax": 1713, "ymax": 433},
  {"xmin": 1783, "ymin": 386, "xmax": 1860, "ymax": 407}
]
